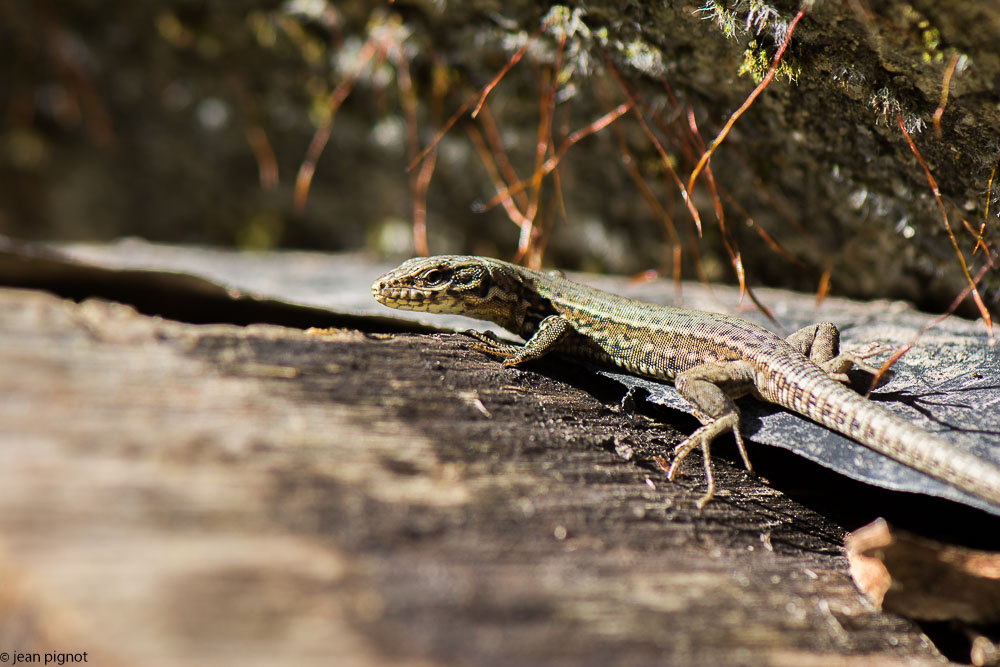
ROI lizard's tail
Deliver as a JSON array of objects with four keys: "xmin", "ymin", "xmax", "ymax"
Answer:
[{"xmin": 763, "ymin": 358, "xmax": 1000, "ymax": 508}]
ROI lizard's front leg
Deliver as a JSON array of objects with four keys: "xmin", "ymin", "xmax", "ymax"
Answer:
[
  {"xmin": 466, "ymin": 315, "xmax": 571, "ymax": 367},
  {"xmin": 669, "ymin": 360, "xmax": 756, "ymax": 509},
  {"xmin": 786, "ymin": 323, "xmax": 884, "ymax": 382}
]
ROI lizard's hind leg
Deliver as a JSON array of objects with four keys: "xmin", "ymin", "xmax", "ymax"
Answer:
[
  {"xmin": 669, "ymin": 360, "xmax": 756, "ymax": 508},
  {"xmin": 786, "ymin": 323, "xmax": 885, "ymax": 383}
]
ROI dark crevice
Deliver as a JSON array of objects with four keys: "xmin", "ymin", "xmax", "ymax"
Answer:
[
  {"xmin": 916, "ymin": 621, "xmax": 997, "ymax": 665},
  {"xmin": 0, "ymin": 248, "xmax": 441, "ymax": 334}
]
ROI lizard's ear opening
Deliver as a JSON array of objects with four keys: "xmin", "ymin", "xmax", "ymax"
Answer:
[
  {"xmin": 476, "ymin": 270, "xmax": 493, "ymax": 299},
  {"xmin": 449, "ymin": 265, "xmax": 490, "ymax": 298}
]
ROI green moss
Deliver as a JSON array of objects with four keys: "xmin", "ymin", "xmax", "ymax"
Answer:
[
  {"xmin": 900, "ymin": 5, "xmax": 945, "ymax": 65},
  {"xmin": 738, "ymin": 40, "xmax": 800, "ymax": 84},
  {"xmin": 695, "ymin": 1, "xmax": 734, "ymax": 39},
  {"xmin": 919, "ymin": 22, "xmax": 942, "ymax": 63},
  {"xmin": 697, "ymin": 2, "xmax": 798, "ymax": 83}
]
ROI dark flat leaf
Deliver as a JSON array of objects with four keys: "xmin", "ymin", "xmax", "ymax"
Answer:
[{"xmin": 585, "ymin": 277, "xmax": 1000, "ymax": 516}]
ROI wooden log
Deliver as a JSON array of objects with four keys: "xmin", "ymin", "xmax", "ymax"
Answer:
[{"xmin": 0, "ymin": 286, "xmax": 943, "ymax": 665}]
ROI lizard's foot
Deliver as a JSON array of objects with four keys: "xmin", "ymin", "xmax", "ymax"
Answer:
[
  {"xmin": 463, "ymin": 329, "xmax": 521, "ymax": 360},
  {"xmin": 786, "ymin": 324, "xmax": 892, "ymax": 383},
  {"xmin": 672, "ymin": 361, "xmax": 754, "ymax": 509},
  {"xmin": 820, "ymin": 342, "xmax": 892, "ymax": 383},
  {"xmin": 468, "ymin": 315, "xmax": 572, "ymax": 368},
  {"xmin": 667, "ymin": 412, "xmax": 747, "ymax": 510}
]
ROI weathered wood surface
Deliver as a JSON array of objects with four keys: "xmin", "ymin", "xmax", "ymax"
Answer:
[{"xmin": 0, "ymin": 285, "xmax": 950, "ymax": 666}]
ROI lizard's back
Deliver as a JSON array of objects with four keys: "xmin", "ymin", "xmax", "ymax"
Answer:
[{"xmin": 521, "ymin": 265, "xmax": 789, "ymax": 381}]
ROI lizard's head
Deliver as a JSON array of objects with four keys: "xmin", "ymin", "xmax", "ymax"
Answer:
[{"xmin": 372, "ymin": 255, "xmax": 521, "ymax": 318}]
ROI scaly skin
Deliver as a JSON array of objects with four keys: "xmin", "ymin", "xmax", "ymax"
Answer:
[{"xmin": 373, "ymin": 255, "xmax": 1000, "ymax": 509}]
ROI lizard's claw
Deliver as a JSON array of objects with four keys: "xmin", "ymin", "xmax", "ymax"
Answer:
[
  {"xmin": 847, "ymin": 342, "xmax": 894, "ymax": 376},
  {"xmin": 463, "ymin": 329, "xmax": 521, "ymax": 360},
  {"xmin": 820, "ymin": 342, "xmax": 893, "ymax": 381},
  {"xmin": 667, "ymin": 413, "xmax": 749, "ymax": 510},
  {"xmin": 465, "ymin": 328, "xmax": 501, "ymax": 342}
]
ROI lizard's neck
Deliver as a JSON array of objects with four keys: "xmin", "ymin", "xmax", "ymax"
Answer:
[{"xmin": 502, "ymin": 267, "xmax": 560, "ymax": 340}]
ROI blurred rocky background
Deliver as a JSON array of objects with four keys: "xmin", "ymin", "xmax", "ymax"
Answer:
[{"xmin": 2, "ymin": 0, "xmax": 998, "ymax": 316}]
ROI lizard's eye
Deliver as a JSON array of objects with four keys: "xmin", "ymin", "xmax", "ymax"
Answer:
[{"xmin": 421, "ymin": 269, "xmax": 447, "ymax": 286}]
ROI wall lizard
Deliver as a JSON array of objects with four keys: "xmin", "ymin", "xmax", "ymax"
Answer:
[{"xmin": 372, "ymin": 255, "xmax": 1000, "ymax": 509}]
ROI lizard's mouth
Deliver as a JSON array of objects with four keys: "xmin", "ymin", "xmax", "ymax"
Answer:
[{"xmin": 371, "ymin": 279, "xmax": 444, "ymax": 310}]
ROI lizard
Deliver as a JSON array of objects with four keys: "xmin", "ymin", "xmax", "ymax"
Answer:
[{"xmin": 372, "ymin": 254, "xmax": 1000, "ymax": 509}]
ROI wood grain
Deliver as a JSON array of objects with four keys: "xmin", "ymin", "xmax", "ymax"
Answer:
[{"xmin": 0, "ymin": 286, "xmax": 943, "ymax": 666}]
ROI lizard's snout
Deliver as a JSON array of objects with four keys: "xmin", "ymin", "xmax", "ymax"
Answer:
[
  {"xmin": 370, "ymin": 275, "xmax": 388, "ymax": 304},
  {"xmin": 371, "ymin": 275, "xmax": 388, "ymax": 303},
  {"xmin": 371, "ymin": 273, "xmax": 435, "ymax": 310}
]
